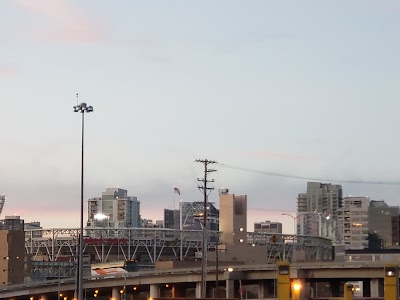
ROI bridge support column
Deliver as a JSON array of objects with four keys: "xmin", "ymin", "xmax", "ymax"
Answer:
[
  {"xmin": 258, "ymin": 280, "xmax": 268, "ymax": 298},
  {"xmin": 195, "ymin": 282, "xmax": 202, "ymax": 298},
  {"xmin": 150, "ymin": 284, "xmax": 160, "ymax": 299},
  {"xmin": 303, "ymin": 281, "xmax": 311, "ymax": 299},
  {"xmin": 331, "ymin": 280, "xmax": 340, "ymax": 297},
  {"xmin": 172, "ymin": 283, "xmax": 186, "ymax": 298},
  {"xmin": 226, "ymin": 279, "xmax": 234, "ymax": 299},
  {"xmin": 112, "ymin": 287, "xmax": 120, "ymax": 300},
  {"xmin": 370, "ymin": 278, "xmax": 379, "ymax": 298}
]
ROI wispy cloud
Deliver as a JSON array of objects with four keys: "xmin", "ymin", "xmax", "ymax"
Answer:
[{"xmin": 13, "ymin": 0, "xmax": 108, "ymax": 44}]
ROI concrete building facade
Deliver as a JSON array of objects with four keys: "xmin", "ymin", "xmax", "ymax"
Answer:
[
  {"xmin": 337, "ymin": 196, "xmax": 369, "ymax": 249},
  {"xmin": 297, "ymin": 182, "xmax": 343, "ymax": 241},
  {"xmin": 297, "ymin": 212, "xmax": 320, "ymax": 236},
  {"xmin": 254, "ymin": 220, "xmax": 282, "ymax": 234},
  {"xmin": 299, "ymin": 182, "xmax": 343, "ymax": 217},
  {"xmin": 368, "ymin": 200, "xmax": 399, "ymax": 248},
  {"xmin": 0, "ymin": 216, "xmax": 26, "ymax": 285},
  {"xmin": 87, "ymin": 188, "xmax": 141, "ymax": 228},
  {"xmin": 219, "ymin": 193, "xmax": 247, "ymax": 245}
]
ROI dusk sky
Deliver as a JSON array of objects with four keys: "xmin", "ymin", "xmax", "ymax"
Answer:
[{"xmin": 1, "ymin": 1, "xmax": 400, "ymax": 233}]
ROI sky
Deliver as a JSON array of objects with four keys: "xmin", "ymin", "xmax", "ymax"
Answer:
[{"xmin": 1, "ymin": 1, "xmax": 400, "ymax": 233}]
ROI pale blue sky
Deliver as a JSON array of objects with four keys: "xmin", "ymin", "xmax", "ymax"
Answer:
[{"xmin": 1, "ymin": 1, "xmax": 400, "ymax": 232}]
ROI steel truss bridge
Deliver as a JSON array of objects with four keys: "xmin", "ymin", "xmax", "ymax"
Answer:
[{"xmin": 25, "ymin": 228, "xmax": 332, "ymax": 278}]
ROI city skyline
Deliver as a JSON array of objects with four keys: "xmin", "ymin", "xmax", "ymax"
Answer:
[
  {"xmin": 1, "ymin": 180, "xmax": 397, "ymax": 235},
  {"xmin": 1, "ymin": 1, "xmax": 400, "ymax": 231}
]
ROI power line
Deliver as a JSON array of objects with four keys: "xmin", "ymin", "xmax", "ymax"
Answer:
[{"xmin": 217, "ymin": 163, "xmax": 400, "ymax": 186}]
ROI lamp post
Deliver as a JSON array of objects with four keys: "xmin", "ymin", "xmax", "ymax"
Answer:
[
  {"xmin": 282, "ymin": 213, "xmax": 305, "ymax": 263},
  {"xmin": 123, "ymin": 275, "xmax": 127, "ymax": 300},
  {"xmin": 215, "ymin": 245, "xmax": 219, "ymax": 297},
  {"xmin": 74, "ymin": 101, "xmax": 93, "ymax": 300},
  {"xmin": 281, "ymin": 213, "xmax": 298, "ymax": 236},
  {"xmin": 58, "ymin": 264, "xmax": 61, "ymax": 300},
  {"xmin": 179, "ymin": 200, "xmax": 183, "ymax": 261}
]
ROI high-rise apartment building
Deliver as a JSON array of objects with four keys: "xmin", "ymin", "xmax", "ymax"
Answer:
[
  {"xmin": 297, "ymin": 182, "xmax": 343, "ymax": 240},
  {"xmin": 298, "ymin": 182, "xmax": 343, "ymax": 216},
  {"xmin": 337, "ymin": 196, "xmax": 369, "ymax": 249},
  {"xmin": 368, "ymin": 200, "xmax": 399, "ymax": 248},
  {"xmin": 297, "ymin": 212, "xmax": 320, "ymax": 236},
  {"xmin": 254, "ymin": 221, "xmax": 282, "ymax": 234},
  {"xmin": 87, "ymin": 188, "xmax": 141, "ymax": 228}
]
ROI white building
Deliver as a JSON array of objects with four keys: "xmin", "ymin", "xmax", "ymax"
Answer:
[
  {"xmin": 87, "ymin": 188, "xmax": 141, "ymax": 228},
  {"xmin": 337, "ymin": 196, "xmax": 369, "ymax": 249},
  {"xmin": 296, "ymin": 212, "xmax": 335, "ymax": 239},
  {"xmin": 298, "ymin": 182, "xmax": 343, "ymax": 216},
  {"xmin": 297, "ymin": 182, "xmax": 343, "ymax": 241}
]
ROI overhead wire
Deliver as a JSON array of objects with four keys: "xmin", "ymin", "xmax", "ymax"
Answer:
[{"xmin": 217, "ymin": 163, "xmax": 400, "ymax": 186}]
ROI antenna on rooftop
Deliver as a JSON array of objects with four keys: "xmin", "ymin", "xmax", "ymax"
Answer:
[{"xmin": 218, "ymin": 188, "xmax": 229, "ymax": 196}]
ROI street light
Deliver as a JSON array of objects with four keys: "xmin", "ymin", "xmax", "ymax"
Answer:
[
  {"xmin": 292, "ymin": 281, "xmax": 302, "ymax": 300},
  {"xmin": 281, "ymin": 213, "xmax": 298, "ymax": 236},
  {"xmin": 74, "ymin": 100, "xmax": 93, "ymax": 300},
  {"xmin": 282, "ymin": 213, "xmax": 307, "ymax": 263}
]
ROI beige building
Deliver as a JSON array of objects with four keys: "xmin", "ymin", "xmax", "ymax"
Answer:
[
  {"xmin": 210, "ymin": 192, "xmax": 274, "ymax": 265},
  {"xmin": 254, "ymin": 220, "xmax": 282, "ymax": 234},
  {"xmin": 0, "ymin": 216, "xmax": 26, "ymax": 285},
  {"xmin": 219, "ymin": 193, "xmax": 247, "ymax": 245},
  {"xmin": 337, "ymin": 197, "xmax": 369, "ymax": 249}
]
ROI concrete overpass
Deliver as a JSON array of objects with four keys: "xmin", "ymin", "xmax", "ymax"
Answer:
[{"xmin": 0, "ymin": 261, "xmax": 394, "ymax": 299}]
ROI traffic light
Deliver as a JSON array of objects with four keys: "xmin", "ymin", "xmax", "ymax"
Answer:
[
  {"xmin": 276, "ymin": 261, "xmax": 290, "ymax": 300},
  {"xmin": 384, "ymin": 264, "xmax": 398, "ymax": 300}
]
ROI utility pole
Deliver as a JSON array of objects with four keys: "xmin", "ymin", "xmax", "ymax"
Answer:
[{"xmin": 195, "ymin": 159, "xmax": 217, "ymax": 299}]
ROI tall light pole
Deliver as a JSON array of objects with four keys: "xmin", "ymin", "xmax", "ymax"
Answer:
[
  {"xmin": 74, "ymin": 101, "xmax": 93, "ymax": 300},
  {"xmin": 282, "ymin": 213, "xmax": 304, "ymax": 263},
  {"xmin": 281, "ymin": 213, "xmax": 297, "ymax": 236}
]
